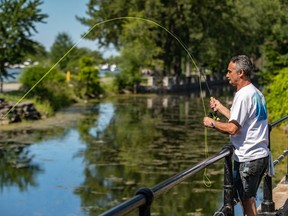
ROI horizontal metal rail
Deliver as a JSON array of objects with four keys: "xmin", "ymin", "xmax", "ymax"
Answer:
[
  {"xmin": 151, "ymin": 145, "xmax": 233, "ymax": 199},
  {"xmin": 100, "ymin": 145, "xmax": 234, "ymax": 216},
  {"xmin": 273, "ymin": 150, "xmax": 288, "ymax": 167},
  {"xmin": 270, "ymin": 115, "xmax": 288, "ymax": 128}
]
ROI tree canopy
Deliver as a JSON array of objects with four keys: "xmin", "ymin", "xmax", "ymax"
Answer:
[
  {"xmin": 0, "ymin": 0, "xmax": 48, "ymax": 92},
  {"xmin": 50, "ymin": 32, "xmax": 104, "ymax": 72},
  {"xmin": 78, "ymin": 0, "xmax": 288, "ymax": 78},
  {"xmin": 76, "ymin": 0, "xmax": 288, "ymax": 120},
  {"xmin": 0, "ymin": 0, "xmax": 48, "ymax": 91}
]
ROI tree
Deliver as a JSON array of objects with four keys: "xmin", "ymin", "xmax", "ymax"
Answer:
[
  {"xmin": 0, "ymin": 0, "xmax": 48, "ymax": 92},
  {"xmin": 76, "ymin": 56, "xmax": 102, "ymax": 98},
  {"xmin": 78, "ymin": 0, "xmax": 286, "ymax": 87},
  {"xmin": 257, "ymin": 1, "xmax": 288, "ymax": 85},
  {"xmin": 26, "ymin": 43, "xmax": 49, "ymax": 64},
  {"xmin": 116, "ymin": 15, "xmax": 163, "ymax": 92},
  {"xmin": 50, "ymin": 32, "xmax": 104, "ymax": 73},
  {"xmin": 66, "ymin": 47, "xmax": 104, "ymax": 73},
  {"xmin": 50, "ymin": 32, "xmax": 75, "ymax": 71}
]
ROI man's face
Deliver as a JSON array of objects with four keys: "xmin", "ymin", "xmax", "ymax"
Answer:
[{"xmin": 226, "ymin": 62, "xmax": 239, "ymax": 86}]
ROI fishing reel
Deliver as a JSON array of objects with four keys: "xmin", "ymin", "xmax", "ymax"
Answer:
[{"xmin": 208, "ymin": 111, "xmax": 219, "ymax": 120}]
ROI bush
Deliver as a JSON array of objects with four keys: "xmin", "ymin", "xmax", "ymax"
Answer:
[
  {"xmin": 264, "ymin": 67, "xmax": 288, "ymax": 124},
  {"xmin": 19, "ymin": 65, "xmax": 75, "ymax": 112},
  {"xmin": 74, "ymin": 56, "xmax": 103, "ymax": 99},
  {"xmin": 114, "ymin": 71, "xmax": 142, "ymax": 93}
]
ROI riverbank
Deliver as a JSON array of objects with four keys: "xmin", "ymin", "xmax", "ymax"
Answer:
[{"xmin": 0, "ymin": 103, "xmax": 86, "ymax": 132}]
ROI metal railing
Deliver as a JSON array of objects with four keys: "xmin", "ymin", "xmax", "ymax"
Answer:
[
  {"xmin": 258, "ymin": 115, "xmax": 288, "ymax": 215},
  {"xmin": 100, "ymin": 145, "xmax": 234, "ymax": 216},
  {"xmin": 100, "ymin": 115, "xmax": 288, "ymax": 216}
]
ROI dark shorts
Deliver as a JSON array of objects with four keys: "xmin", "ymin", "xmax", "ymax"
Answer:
[{"xmin": 233, "ymin": 156, "xmax": 269, "ymax": 201}]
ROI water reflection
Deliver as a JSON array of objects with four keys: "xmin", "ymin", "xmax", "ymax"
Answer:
[
  {"xmin": 73, "ymin": 95, "xmax": 229, "ymax": 215},
  {"xmin": 0, "ymin": 143, "xmax": 42, "ymax": 191},
  {"xmin": 0, "ymin": 128, "xmax": 68, "ymax": 194},
  {"xmin": 1, "ymin": 95, "xmax": 283, "ymax": 215}
]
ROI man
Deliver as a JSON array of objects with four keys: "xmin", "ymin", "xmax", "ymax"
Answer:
[{"xmin": 203, "ymin": 55, "xmax": 269, "ymax": 216}]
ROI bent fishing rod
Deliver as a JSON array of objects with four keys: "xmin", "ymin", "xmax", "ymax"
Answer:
[{"xmin": 199, "ymin": 66, "xmax": 219, "ymax": 120}]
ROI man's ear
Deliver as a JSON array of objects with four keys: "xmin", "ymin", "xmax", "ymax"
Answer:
[{"xmin": 238, "ymin": 70, "xmax": 244, "ymax": 77}]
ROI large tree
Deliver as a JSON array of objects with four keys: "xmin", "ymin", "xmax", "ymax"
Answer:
[
  {"xmin": 78, "ymin": 0, "xmax": 286, "ymax": 85},
  {"xmin": 0, "ymin": 0, "xmax": 48, "ymax": 92}
]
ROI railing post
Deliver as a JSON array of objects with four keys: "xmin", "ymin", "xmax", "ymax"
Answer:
[
  {"xmin": 223, "ymin": 145, "xmax": 234, "ymax": 216},
  {"xmin": 214, "ymin": 145, "xmax": 234, "ymax": 216},
  {"xmin": 135, "ymin": 188, "xmax": 154, "ymax": 216},
  {"xmin": 259, "ymin": 124, "xmax": 275, "ymax": 215}
]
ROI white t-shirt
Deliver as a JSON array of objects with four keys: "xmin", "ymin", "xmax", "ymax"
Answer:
[{"xmin": 229, "ymin": 83, "xmax": 269, "ymax": 162}]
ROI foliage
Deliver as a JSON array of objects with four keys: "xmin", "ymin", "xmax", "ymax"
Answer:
[
  {"xmin": 66, "ymin": 47, "xmax": 104, "ymax": 73},
  {"xmin": 264, "ymin": 67, "xmax": 288, "ymax": 124},
  {"xmin": 50, "ymin": 32, "xmax": 76, "ymax": 71},
  {"xmin": 25, "ymin": 43, "xmax": 49, "ymax": 64},
  {"xmin": 19, "ymin": 65, "xmax": 74, "ymax": 112},
  {"xmin": 99, "ymin": 77, "xmax": 117, "ymax": 95},
  {"xmin": 78, "ymin": 0, "xmax": 287, "ymax": 80},
  {"xmin": 50, "ymin": 32, "xmax": 104, "ymax": 74},
  {"xmin": 74, "ymin": 56, "xmax": 102, "ymax": 98},
  {"xmin": 113, "ymin": 16, "xmax": 163, "ymax": 91},
  {"xmin": 257, "ymin": 1, "xmax": 288, "ymax": 85},
  {"xmin": 0, "ymin": 0, "xmax": 47, "ymax": 91},
  {"xmin": 114, "ymin": 71, "xmax": 141, "ymax": 93}
]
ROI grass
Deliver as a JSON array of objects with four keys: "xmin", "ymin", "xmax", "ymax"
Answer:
[{"xmin": 0, "ymin": 90, "xmax": 54, "ymax": 117}]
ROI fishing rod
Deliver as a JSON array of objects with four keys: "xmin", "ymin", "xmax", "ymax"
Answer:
[{"xmin": 199, "ymin": 66, "xmax": 219, "ymax": 121}]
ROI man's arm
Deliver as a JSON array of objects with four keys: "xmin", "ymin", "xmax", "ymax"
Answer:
[{"xmin": 203, "ymin": 117, "xmax": 240, "ymax": 135}]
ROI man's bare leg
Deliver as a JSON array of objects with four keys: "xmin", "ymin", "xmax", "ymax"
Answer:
[{"xmin": 242, "ymin": 197, "xmax": 257, "ymax": 216}]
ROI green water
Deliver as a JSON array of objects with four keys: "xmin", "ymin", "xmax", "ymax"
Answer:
[{"xmin": 0, "ymin": 94, "xmax": 286, "ymax": 216}]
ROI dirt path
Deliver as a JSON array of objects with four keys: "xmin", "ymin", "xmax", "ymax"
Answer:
[{"xmin": 3, "ymin": 83, "xmax": 21, "ymax": 92}]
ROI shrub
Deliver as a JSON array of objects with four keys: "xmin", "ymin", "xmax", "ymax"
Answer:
[
  {"xmin": 74, "ymin": 56, "xmax": 103, "ymax": 99},
  {"xmin": 19, "ymin": 65, "xmax": 74, "ymax": 112},
  {"xmin": 264, "ymin": 67, "xmax": 288, "ymax": 124}
]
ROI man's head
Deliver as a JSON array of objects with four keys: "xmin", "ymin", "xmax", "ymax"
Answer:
[
  {"xmin": 226, "ymin": 55, "xmax": 253, "ymax": 89},
  {"xmin": 230, "ymin": 55, "xmax": 253, "ymax": 78}
]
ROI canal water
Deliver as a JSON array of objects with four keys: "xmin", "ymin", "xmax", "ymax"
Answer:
[{"xmin": 0, "ymin": 94, "xmax": 286, "ymax": 216}]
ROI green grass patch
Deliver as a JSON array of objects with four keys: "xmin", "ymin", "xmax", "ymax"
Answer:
[{"xmin": 0, "ymin": 90, "xmax": 54, "ymax": 117}]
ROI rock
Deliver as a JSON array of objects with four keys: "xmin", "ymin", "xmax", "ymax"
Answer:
[{"xmin": 0, "ymin": 99, "xmax": 41, "ymax": 125}]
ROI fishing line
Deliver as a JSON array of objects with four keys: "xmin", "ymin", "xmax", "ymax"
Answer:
[
  {"xmin": 199, "ymin": 67, "xmax": 212, "ymax": 96},
  {"xmin": 1, "ymin": 16, "xmax": 211, "ymax": 186},
  {"xmin": 1, "ymin": 30, "xmax": 87, "ymax": 120}
]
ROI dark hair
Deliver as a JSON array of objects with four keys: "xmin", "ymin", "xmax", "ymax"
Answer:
[{"xmin": 230, "ymin": 55, "xmax": 253, "ymax": 78}]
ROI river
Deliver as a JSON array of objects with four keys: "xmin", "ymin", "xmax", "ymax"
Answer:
[{"xmin": 0, "ymin": 94, "xmax": 287, "ymax": 216}]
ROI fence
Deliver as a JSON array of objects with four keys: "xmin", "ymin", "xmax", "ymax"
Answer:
[
  {"xmin": 100, "ymin": 115, "xmax": 288, "ymax": 216},
  {"xmin": 258, "ymin": 115, "xmax": 288, "ymax": 215}
]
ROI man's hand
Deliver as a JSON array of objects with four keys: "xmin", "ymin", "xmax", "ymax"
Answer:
[
  {"xmin": 210, "ymin": 97, "xmax": 222, "ymax": 111},
  {"xmin": 203, "ymin": 116, "xmax": 215, "ymax": 128},
  {"xmin": 210, "ymin": 97, "xmax": 231, "ymax": 119}
]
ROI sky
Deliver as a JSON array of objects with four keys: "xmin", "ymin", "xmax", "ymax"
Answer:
[{"xmin": 32, "ymin": 0, "xmax": 117, "ymax": 58}]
